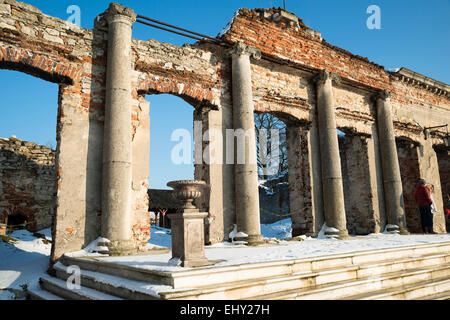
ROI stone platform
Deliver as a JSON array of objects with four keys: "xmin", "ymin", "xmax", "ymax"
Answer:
[{"xmin": 28, "ymin": 238, "xmax": 450, "ymax": 300}]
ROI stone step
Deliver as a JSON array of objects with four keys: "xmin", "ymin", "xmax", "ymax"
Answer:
[
  {"xmin": 344, "ymin": 277, "xmax": 450, "ymax": 300},
  {"xmin": 39, "ymin": 275, "xmax": 122, "ymax": 300},
  {"xmin": 159, "ymin": 254, "xmax": 450, "ymax": 300},
  {"xmin": 418, "ymin": 289, "xmax": 450, "ymax": 300},
  {"xmin": 27, "ymin": 287, "xmax": 64, "ymax": 300},
  {"xmin": 248, "ymin": 263, "xmax": 450, "ymax": 300},
  {"xmin": 66, "ymin": 241, "xmax": 450, "ymax": 290},
  {"xmin": 35, "ymin": 241, "xmax": 450, "ymax": 300},
  {"xmin": 61, "ymin": 254, "xmax": 173, "ymax": 286},
  {"xmin": 52, "ymin": 262, "xmax": 170, "ymax": 300},
  {"xmin": 165, "ymin": 242, "xmax": 450, "ymax": 289}
]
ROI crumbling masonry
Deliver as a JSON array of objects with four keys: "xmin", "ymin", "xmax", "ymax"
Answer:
[
  {"xmin": 0, "ymin": 137, "xmax": 55, "ymax": 232},
  {"xmin": 0, "ymin": 1, "xmax": 448, "ymax": 261}
]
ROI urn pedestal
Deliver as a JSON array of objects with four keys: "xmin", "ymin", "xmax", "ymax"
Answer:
[{"xmin": 167, "ymin": 180, "xmax": 213, "ymax": 267}]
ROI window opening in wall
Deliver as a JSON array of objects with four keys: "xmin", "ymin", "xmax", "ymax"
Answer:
[
  {"xmin": 146, "ymin": 94, "xmax": 195, "ymax": 229},
  {"xmin": 255, "ymin": 112, "xmax": 290, "ymax": 237},
  {"xmin": 0, "ymin": 70, "xmax": 58, "ymax": 236}
]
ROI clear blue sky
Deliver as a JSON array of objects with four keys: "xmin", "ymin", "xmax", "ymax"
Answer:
[{"xmin": 0, "ymin": 0, "xmax": 449, "ymax": 189}]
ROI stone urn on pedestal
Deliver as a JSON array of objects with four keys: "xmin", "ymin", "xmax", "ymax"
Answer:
[{"xmin": 167, "ymin": 180, "xmax": 213, "ymax": 267}]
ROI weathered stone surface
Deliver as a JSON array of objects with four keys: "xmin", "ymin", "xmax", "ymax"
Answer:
[
  {"xmin": 286, "ymin": 124, "xmax": 323, "ymax": 237},
  {"xmin": 340, "ymin": 134, "xmax": 385, "ymax": 234},
  {"xmin": 231, "ymin": 42, "xmax": 263, "ymax": 244},
  {"xmin": 396, "ymin": 140, "xmax": 422, "ymax": 233},
  {"xmin": 0, "ymin": 137, "xmax": 56, "ymax": 232}
]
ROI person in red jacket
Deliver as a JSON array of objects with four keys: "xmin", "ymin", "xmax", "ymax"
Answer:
[{"xmin": 414, "ymin": 178, "xmax": 434, "ymax": 234}]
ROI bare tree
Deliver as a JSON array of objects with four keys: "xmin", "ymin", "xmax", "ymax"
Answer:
[{"xmin": 254, "ymin": 113, "xmax": 287, "ymax": 181}]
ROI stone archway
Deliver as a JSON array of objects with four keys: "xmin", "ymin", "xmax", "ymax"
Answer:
[
  {"xmin": 396, "ymin": 138, "xmax": 422, "ymax": 233},
  {"xmin": 0, "ymin": 37, "xmax": 102, "ymax": 260},
  {"xmin": 146, "ymin": 93, "xmax": 197, "ymax": 188},
  {"xmin": 256, "ymin": 111, "xmax": 320, "ymax": 238},
  {"xmin": 0, "ymin": 67, "xmax": 60, "ymax": 234},
  {"xmin": 254, "ymin": 112, "xmax": 290, "ymax": 231},
  {"xmin": 0, "ymin": 68, "xmax": 60, "ymax": 237},
  {"xmin": 0, "ymin": 47, "xmax": 77, "ymax": 85},
  {"xmin": 6, "ymin": 211, "xmax": 28, "ymax": 230},
  {"xmin": 434, "ymin": 145, "xmax": 450, "ymax": 231},
  {"xmin": 133, "ymin": 81, "xmax": 228, "ymax": 245}
]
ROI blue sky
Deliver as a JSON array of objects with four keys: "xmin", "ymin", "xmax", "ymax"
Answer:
[{"xmin": 0, "ymin": 0, "xmax": 449, "ymax": 189}]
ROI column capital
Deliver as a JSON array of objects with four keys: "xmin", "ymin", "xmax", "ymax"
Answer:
[
  {"xmin": 105, "ymin": 3, "xmax": 137, "ymax": 25},
  {"xmin": 228, "ymin": 41, "xmax": 261, "ymax": 60},
  {"xmin": 372, "ymin": 89, "xmax": 392, "ymax": 102},
  {"xmin": 313, "ymin": 69, "xmax": 341, "ymax": 86}
]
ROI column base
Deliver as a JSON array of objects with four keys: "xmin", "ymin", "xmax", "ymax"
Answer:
[
  {"xmin": 325, "ymin": 229, "xmax": 350, "ymax": 240},
  {"xmin": 106, "ymin": 239, "xmax": 137, "ymax": 256},
  {"xmin": 385, "ymin": 224, "xmax": 409, "ymax": 235},
  {"xmin": 234, "ymin": 234, "xmax": 264, "ymax": 246},
  {"xmin": 247, "ymin": 234, "xmax": 265, "ymax": 246},
  {"xmin": 399, "ymin": 227, "xmax": 410, "ymax": 235}
]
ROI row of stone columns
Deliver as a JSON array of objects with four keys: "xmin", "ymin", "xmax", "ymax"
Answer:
[
  {"xmin": 99, "ymin": 4, "xmax": 409, "ymax": 252},
  {"xmin": 230, "ymin": 60, "xmax": 409, "ymax": 240},
  {"xmin": 313, "ymin": 71, "xmax": 408, "ymax": 237},
  {"xmin": 312, "ymin": 70, "xmax": 409, "ymax": 237}
]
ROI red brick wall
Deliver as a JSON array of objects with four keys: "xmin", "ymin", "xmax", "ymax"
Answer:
[
  {"xmin": 224, "ymin": 8, "xmax": 449, "ymax": 135},
  {"xmin": 0, "ymin": 137, "xmax": 56, "ymax": 232}
]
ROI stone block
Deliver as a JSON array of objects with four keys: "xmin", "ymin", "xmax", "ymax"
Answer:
[{"xmin": 0, "ymin": 4, "xmax": 10, "ymax": 14}]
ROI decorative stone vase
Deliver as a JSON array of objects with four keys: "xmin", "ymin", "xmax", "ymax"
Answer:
[
  {"xmin": 167, "ymin": 180, "xmax": 213, "ymax": 267},
  {"xmin": 167, "ymin": 180, "xmax": 206, "ymax": 212}
]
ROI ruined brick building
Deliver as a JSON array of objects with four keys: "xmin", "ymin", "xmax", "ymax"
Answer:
[
  {"xmin": 0, "ymin": 1, "xmax": 448, "ymax": 262},
  {"xmin": 0, "ymin": 136, "xmax": 55, "ymax": 232}
]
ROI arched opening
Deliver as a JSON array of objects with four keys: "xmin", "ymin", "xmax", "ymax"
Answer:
[
  {"xmin": 434, "ymin": 145, "xmax": 450, "ymax": 231},
  {"xmin": 255, "ymin": 112, "xmax": 291, "ymax": 239},
  {"xmin": 396, "ymin": 138, "xmax": 422, "ymax": 233},
  {"xmin": 146, "ymin": 94, "xmax": 196, "ymax": 230},
  {"xmin": 338, "ymin": 128, "xmax": 379, "ymax": 235},
  {"xmin": 6, "ymin": 212, "xmax": 27, "ymax": 232},
  {"xmin": 0, "ymin": 69, "xmax": 58, "ymax": 234},
  {"xmin": 0, "ymin": 70, "xmax": 58, "ymax": 147}
]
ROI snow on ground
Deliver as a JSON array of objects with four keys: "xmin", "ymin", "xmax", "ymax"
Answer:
[
  {"xmin": 1, "ymin": 220, "xmax": 450, "ymax": 299},
  {"xmin": 104, "ymin": 231, "xmax": 450, "ymax": 273},
  {"xmin": 147, "ymin": 218, "xmax": 294, "ymax": 249},
  {"xmin": 148, "ymin": 227, "xmax": 172, "ymax": 249},
  {"xmin": 0, "ymin": 228, "xmax": 52, "ymax": 299},
  {"xmin": 114, "ymin": 218, "xmax": 450, "ymax": 273},
  {"xmin": 260, "ymin": 218, "xmax": 292, "ymax": 239}
]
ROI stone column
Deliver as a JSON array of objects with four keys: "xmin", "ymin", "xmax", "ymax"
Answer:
[
  {"xmin": 374, "ymin": 90, "xmax": 409, "ymax": 234},
  {"xmin": 101, "ymin": 4, "xmax": 137, "ymax": 255},
  {"xmin": 314, "ymin": 70, "xmax": 349, "ymax": 238},
  {"xmin": 230, "ymin": 41, "xmax": 263, "ymax": 245}
]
